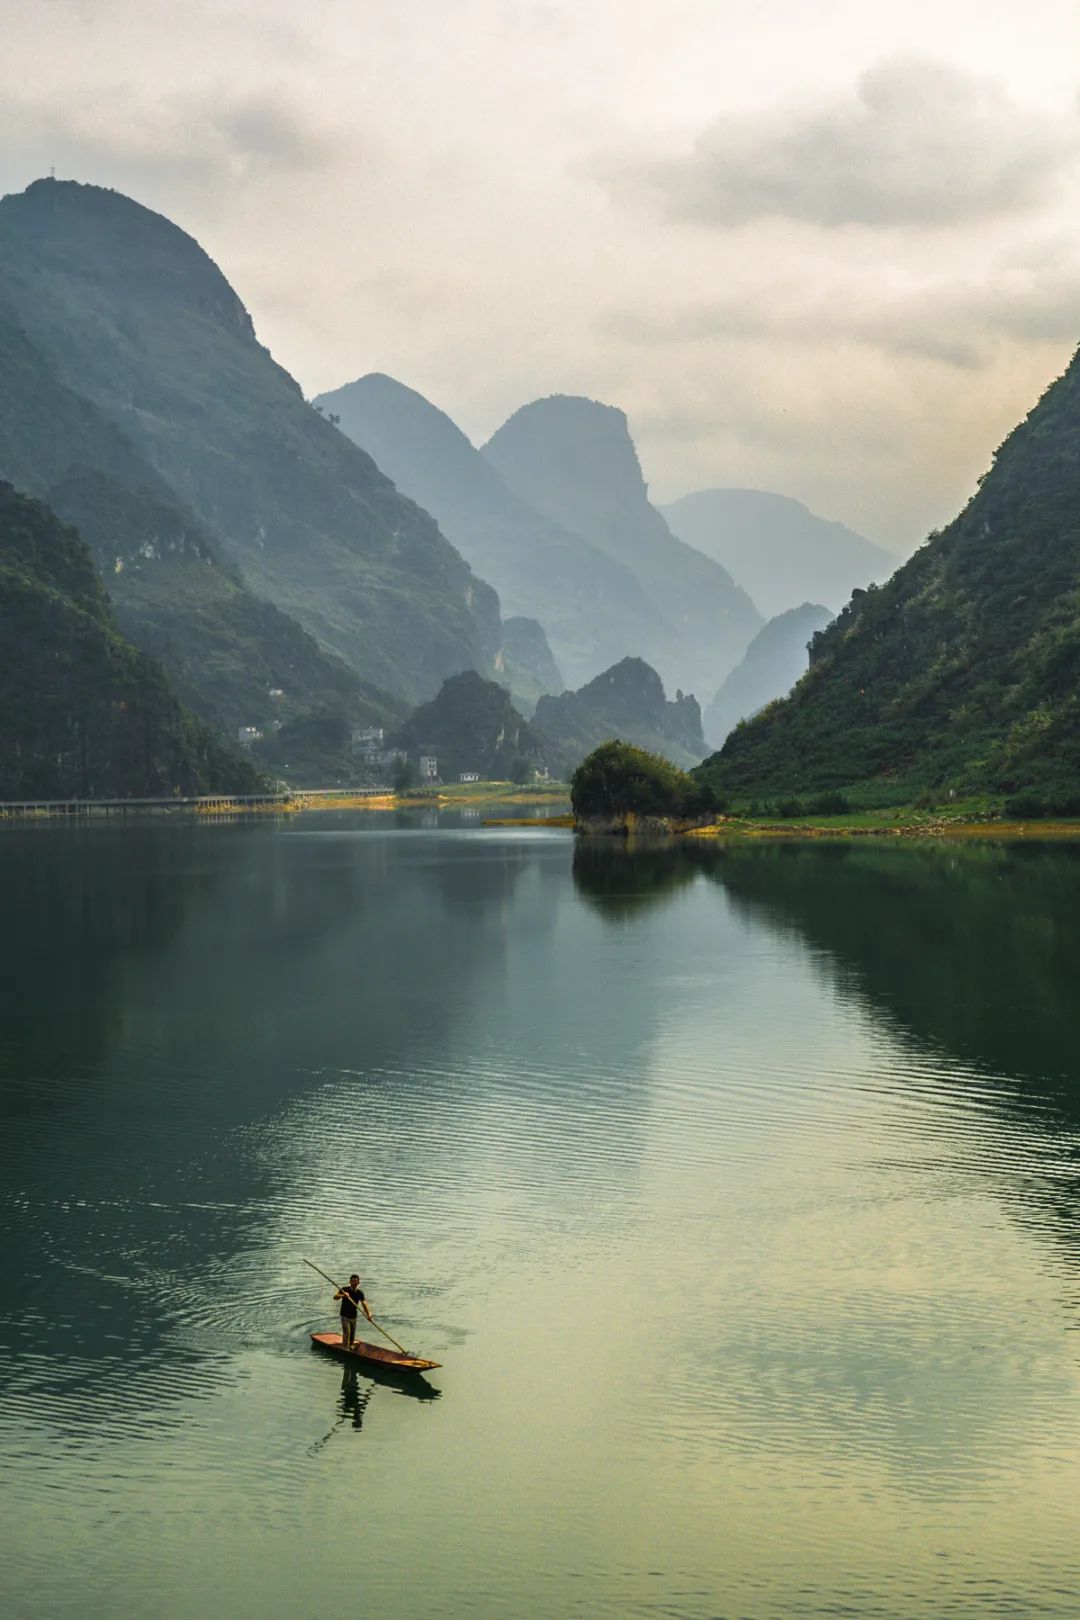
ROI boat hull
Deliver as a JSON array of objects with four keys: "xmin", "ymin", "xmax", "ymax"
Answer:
[{"xmin": 310, "ymin": 1332, "xmax": 441, "ymax": 1374}]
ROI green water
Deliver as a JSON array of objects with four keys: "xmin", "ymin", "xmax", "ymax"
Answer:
[{"xmin": 3, "ymin": 815, "xmax": 1080, "ymax": 1618}]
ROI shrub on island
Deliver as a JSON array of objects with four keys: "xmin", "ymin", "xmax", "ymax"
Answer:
[{"xmin": 570, "ymin": 740, "xmax": 722, "ymax": 829}]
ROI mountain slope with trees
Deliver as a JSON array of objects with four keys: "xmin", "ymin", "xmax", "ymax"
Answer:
[
  {"xmin": 0, "ymin": 482, "xmax": 260, "ymax": 799},
  {"xmin": 0, "ymin": 311, "xmax": 401, "ymax": 761},
  {"xmin": 533, "ymin": 656, "xmax": 705, "ymax": 774},
  {"xmin": 314, "ymin": 372, "xmax": 665, "ymax": 690},
  {"xmin": 392, "ymin": 670, "xmax": 545, "ymax": 780},
  {"xmin": 698, "ymin": 345, "xmax": 1080, "ymax": 806},
  {"xmin": 0, "ymin": 179, "xmax": 501, "ymax": 705}
]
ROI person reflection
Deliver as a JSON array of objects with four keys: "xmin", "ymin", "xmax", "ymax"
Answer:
[{"xmin": 340, "ymin": 1367, "xmax": 371, "ymax": 1431}]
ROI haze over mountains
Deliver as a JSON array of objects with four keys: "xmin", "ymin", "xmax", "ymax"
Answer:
[
  {"xmin": 661, "ymin": 490, "xmax": 893, "ymax": 619},
  {"xmin": 0, "ymin": 309, "xmax": 401, "ymax": 754},
  {"xmin": 483, "ymin": 396, "xmax": 762, "ymax": 701},
  {"xmin": 0, "ymin": 180, "xmax": 502, "ymax": 707},
  {"xmin": 5, "ymin": 173, "xmax": 1075, "ymax": 806},
  {"xmin": 318, "ymin": 374, "xmax": 762, "ymax": 699},
  {"xmin": 700, "ymin": 342, "xmax": 1080, "ymax": 806},
  {"xmin": 315, "ymin": 374, "xmax": 660, "ymax": 692},
  {"xmin": 703, "ymin": 603, "xmax": 833, "ymax": 749}
]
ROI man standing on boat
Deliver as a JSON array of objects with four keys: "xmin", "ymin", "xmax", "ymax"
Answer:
[{"xmin": 334, "ymin": 1274, "xmax": 372, "ymax": 1350}]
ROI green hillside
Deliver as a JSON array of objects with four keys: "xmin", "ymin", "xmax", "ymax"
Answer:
[
  {"xmin": 699, "ymin": 345, "xmax": 1080, "ymax": 808},
  {"xmin": 392, "ymin": 670, "xmax": 545, "ymax": 781},
  {"xmin": 534, "ymin": 657, "xmax": 705, "ymax": 775},
  {"xmin": 317, "ymin": 372, "xmax": 670, "ymax": 690},
  {"xmin": 0, "ymin": 312, "xmax": 400, "ymax": 765},
  {"xmin": 0, "ymin": 482, "xmax": 260, "ymax": 798},
  {"xmin": 0, "ymin": 179, "xmax": 501, "ymax": 704}
]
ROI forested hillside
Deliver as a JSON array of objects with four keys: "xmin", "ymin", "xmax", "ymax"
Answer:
[
  {"xmin": 0, "ymin": 313, "xmax": 401, "ymax": 755},
  {"xmin": 533, "ymin": 657, "xmax": 705, "ymax": 773},
  {"xmin": 699, "ymin": 346, "xmax": 1080, "ymax": 806},
  {"xmin": 0, "ymin": 179, "xmax": 502, "ymax": 705},
  {"xmin": 0, "ymin": 483, "xmax": 259, "ymax": 798},
  {"xmin": 316, "ymin": 373, "xmax": 669, "ymax": 690},
  {"xmin": 392, "ymin": 670, "xmax": 545, "ymax": 780}
]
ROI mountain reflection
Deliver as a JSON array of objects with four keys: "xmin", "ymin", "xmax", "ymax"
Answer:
[{"xmin": 571, "ymin": 838, "xmax": 702, "ymax": 919}]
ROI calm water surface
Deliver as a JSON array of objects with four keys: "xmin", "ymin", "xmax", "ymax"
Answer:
[{"xmin": 3, "ymin": 813, "xmax": 1080, "ymax": 1618}]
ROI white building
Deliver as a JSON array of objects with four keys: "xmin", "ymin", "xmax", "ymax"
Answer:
[{"xmin": 419, "ymin": 755, "xmax": 439, "ymax": 781}]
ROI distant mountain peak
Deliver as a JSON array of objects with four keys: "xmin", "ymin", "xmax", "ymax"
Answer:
[
  {"xmin": 660, "ymin": 487, "xmax": 891, "ymax": 619},
  {"xmin": 4, "ymin": 177, "xmax": 256, "ymax": 340}
]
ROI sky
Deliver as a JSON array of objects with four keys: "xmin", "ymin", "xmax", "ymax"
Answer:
[{"xmin": 4, "ymin": 0, "xmax": 1080, "ymax": 552}]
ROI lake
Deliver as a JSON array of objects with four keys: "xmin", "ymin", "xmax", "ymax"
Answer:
[{"xmin": 2, "ymin": 812, "xmax": 1080, "ymax": 1618}]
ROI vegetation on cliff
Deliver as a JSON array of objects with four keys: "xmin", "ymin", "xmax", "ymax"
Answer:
[
  {"xmin": 0, "ymin": 307, "xmax": 401, "ymax": 777},
  {"xmin": 0, "ymin": 179, "xmax": 502, "ymax": 705},
  {"xmin": 535, "ymin": 656, "xmax": 705, "ymax": 774},
  {"xmin": 0, "ymin": 483, "xmax": 261, "ymax": 798},
  {"xmin": 697, "ymin": 343, "xmax": 1080, "ymax": 810},
  {"xmin": 392, "ymin": 670, "xmax": 545, "ymax": 781},
  {"xmin": 314, "ymin": 372, "xmax": 656, "ymax": 692}
]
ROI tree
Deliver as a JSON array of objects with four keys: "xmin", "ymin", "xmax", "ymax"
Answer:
[
  {"xmin": 392, "ymin": 754, "xmax": 418, "ymax": 792},
  {"xmin": 509, "ymin": 754, "xmax": 531, "ymax": 785},
  {"xmin": 570, "ymin": 740, "xmax": 697, "ymax": 820}
]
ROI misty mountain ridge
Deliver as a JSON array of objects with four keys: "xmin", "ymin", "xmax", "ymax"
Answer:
[
  {"xmin": 482, "ymin": 395, "xmax": 763, "ymax": 700},
  {"xmin": 0, "ymin": 307, "xmax": 402, "ymax": 761},
  {"xmin": 699, "ymin": 342, "xmax": 1080, "ymax": 805},
  {"xmin": 661, "ymin": 488, "xmax": 892, "ymax": 619},
  {"xmin": 704, "ymin": 602, "xmax": 833, "ymax": 749},
  {"xmin": 0, "ymin": 179, "xmax": 504, "ymax": 708},
  {"xmin": 314, "ymin": 372, "xmax": 668, "ymax": 691},
  {"xmin": 533, "ymin": 656, "xmax": 705, "ymax": 775}
]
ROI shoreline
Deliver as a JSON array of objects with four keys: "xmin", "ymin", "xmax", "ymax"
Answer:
[{"xmin": 681, "ymin": 816, "xmax": 1080, "ymax": 842}]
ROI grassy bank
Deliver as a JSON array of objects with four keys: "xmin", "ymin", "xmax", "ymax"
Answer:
[{"xmin": 684, "ymin": 806, "xmax": 1080, "ymax": 841}]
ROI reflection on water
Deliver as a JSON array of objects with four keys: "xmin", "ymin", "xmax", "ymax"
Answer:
[{"xmin": 3, "ymin": 815, "xmax": 1080, "ymax": 1618}]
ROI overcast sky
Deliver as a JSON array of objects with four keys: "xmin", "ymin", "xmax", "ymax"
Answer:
[{"xmin": 5, "ymin": 0, "xmax": 1080, "ymax": 551}]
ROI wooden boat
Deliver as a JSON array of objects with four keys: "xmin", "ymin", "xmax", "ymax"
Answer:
[{"xmin": 310, "ymin": 1332, "xmax": 441, "ymax": 1374}]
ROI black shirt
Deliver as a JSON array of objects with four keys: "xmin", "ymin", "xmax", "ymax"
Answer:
[{"xmin": 339, "ymin": 1285, "xmax": 365, "ymax": 1320}]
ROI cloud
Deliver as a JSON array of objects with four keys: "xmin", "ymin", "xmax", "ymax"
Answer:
[
  {"xmin": 0, "ymin": 83, "xmax": 346, "ymax": 195},
  {"xmin": 600, "ymin": 245, "xmax": 1080, "ymax": 373},
  {"xmin": 605, "ymin": 57, "xmax": 1080, "ymax": 230}
]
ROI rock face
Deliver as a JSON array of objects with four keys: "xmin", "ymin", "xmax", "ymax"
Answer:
[
  {"xmin": 533, "ymin": 656, "xmax": 705, "ymax": 775},
  {"xmin": 704, "ymin": 603, "xmax": 832, "ymax": 749},
  {"xmin": 494, "ymin": 616, "xmax": 563, "ymax": 714},
  {"xmin": 661, "ymin": 488, "xmax": 892, "ymax": 619},
  {"xmin": 0, "ymin": 180, "xmax": 501, "ymax": 705},
  {"xmin": 315, "ymin": 372, "xmax": 662, "ymax": 690},
  {"xmin": 392, "ymin": 670, "xmax": 545, "ymax": 780},
  {"xmin": 0, "ymin": 312, "xmax": 401, "ymax": 765},
  {"xmin": 698, "ymin": 343, "xmax": 1080, "ymax": 802},
  {"xmin": 481, "ymin": 395, "xmax": 762, "ymax": 696},
  {"xmin": 0, "ymin": 482, "xmax": 259, "ymax": 798}
]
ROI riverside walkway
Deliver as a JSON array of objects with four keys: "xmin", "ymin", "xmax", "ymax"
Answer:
[{"xmin": 0, "ymin": 787, "xmax": 391, "ymax": 821}]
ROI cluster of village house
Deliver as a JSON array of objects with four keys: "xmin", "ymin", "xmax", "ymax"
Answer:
[{"xmin": 234, "ymin": 714, "xmax": 481, "ymax": 784}]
